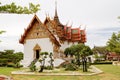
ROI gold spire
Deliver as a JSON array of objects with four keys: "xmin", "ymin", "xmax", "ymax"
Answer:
[
  {"xmin": 54, "ymin": 0, "xmax": 64, "ymax": 29},
  {"xmin": 54, "ymin": 0, "xmax": 58, "ymax": 19}
]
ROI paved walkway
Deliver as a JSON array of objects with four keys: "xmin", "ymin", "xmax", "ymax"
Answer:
[{"xmin": 11, "ymin": 65, "xmax": 103, "ymax": 76}]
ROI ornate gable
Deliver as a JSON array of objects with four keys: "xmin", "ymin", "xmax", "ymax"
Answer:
[
  {"xmin": 19, "ymin": 14, "xmax": 61, "ymax": 47},
  {"xmin": 25, "ymin": 19, "xmax": 48, "ymax": 39},
  {"xmin": 44, "ymin": 17, "xmax": 56, "ymax": 35},
  {"xmin": 19, "ymin": 15, "xmax": 49, "ymax": 44}
]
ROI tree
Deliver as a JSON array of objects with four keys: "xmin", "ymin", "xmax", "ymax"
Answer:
[
  {"xmin": 0, "ymin": 50, "xmax": 23, "ymax": 67},
  {"xmin": 64, "ymin": 44, "xmax": 93, "ymax": 72},
  {"xmin": 12, "ymin": 52, "xmax": 23, "ymax": 68},
  {"xmin": 0, "ymin": 2, "xmax": 40, "ymax": 14},
  {"xmin": 70, "ymin": 44, "xmax": 84, "ymax": 67},
  {"xmin": 92, "ymin": 46, "xmax": 108, "ymax": 60},
  {"xmin": 4, "ymin": 50, "xmax": 14, "ymax": 54},
  {"xmin": 107, "ymin": 32, "xmax": 120, "ymax": 61},
  {"xmin": 64, "ymin": 47, "xmax": 71, "ymax": 57},
  {"xmin": 81, "ymin": 45, "xmax": 93, "ymax": 72},
  {"xmin": 39, "ymin": 52, "xmax": 48, "ymax": 72}
]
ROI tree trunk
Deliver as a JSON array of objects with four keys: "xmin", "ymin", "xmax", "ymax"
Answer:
[
  {"xmin": 39, "ymin": 66, "xmax": 44, "ymax": 72},
  {"xmin": 76, "ymin": 54, "xmax": 81, "ymax": 67},
  {"xmin": 84, "ymin": 57, "xmax": 87, "ymax": 72},
  {"xmin": 82, "ymin": 57, "xmax": 87, "ymax": 72},
  {"xmin": 82, "ymin": 57, "xmax": 85, "ymax": 72}
]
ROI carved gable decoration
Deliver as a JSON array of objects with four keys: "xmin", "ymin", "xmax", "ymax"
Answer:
[
  {"xmin": 26, "ymin": 20, "xmax": 48, "ymax": 39},
  {"xmin": 19, "ymin": 15, "xmax": 49, "ymax": 44},
  {"xmin": 44, "ymin": 17, "xmax": 56, "ymax": 35}
]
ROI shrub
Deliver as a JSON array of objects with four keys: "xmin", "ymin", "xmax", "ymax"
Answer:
[
  {"xmin": 59, "ymin": 61, "xmax": 70, "ymax": 68},
  {"xmin": 92, "ymin": 61, "xmax": 112, "ymax": 65},
  {"xmin": 0, "ymin": 59, "xmax": 8, "ymax": 66},
  {"xmin": 44, "ymin": 66, "xmax": 53, "ymax": 70},
  {"xmin": 7, "ymin": 63, "xmax": 15, "ymax": 67},
  {"xmin": 29, "ymin": 62, "xmax": 36, "ymax": 72},
  {"xmin": 65, "ymin": 63, "xmax": 78, "ymax": 71},
  {"xmin": 14, "ymin": 62, "xmax": 22, "ymax": 68}
]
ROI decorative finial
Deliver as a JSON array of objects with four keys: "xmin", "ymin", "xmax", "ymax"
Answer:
[
  {"xmin": 66, "ymin": 21, "xmax": 69, "ymax": 26},
  {"xmin": 79, "ymin": 25, "xmax": 82, "ymax": 29},
  {"xmin": 45, "ymin": 11, "xmax": 47, "ymax": 17},
  {"xmin": 70, "ymin": 21, "xmax": 73, "ymax": 27},
  {"xmin": 55, "ymin": 0, "xmax": 58, "ymax": 18}
]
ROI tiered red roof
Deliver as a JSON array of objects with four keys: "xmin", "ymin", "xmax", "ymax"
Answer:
[{"xmin": 64, "ymin": 26, "xmax": 86, "ymax": 43}]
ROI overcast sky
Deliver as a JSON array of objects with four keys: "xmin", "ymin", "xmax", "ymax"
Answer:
[{"xmin": 0, "ymin": 0, "xmax": 120, "ymax": 52}]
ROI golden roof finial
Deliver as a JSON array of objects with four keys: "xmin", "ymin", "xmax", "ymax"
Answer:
[{"xmin": 55, "ymin": 0, "xmax": 58, "ymax": 18}]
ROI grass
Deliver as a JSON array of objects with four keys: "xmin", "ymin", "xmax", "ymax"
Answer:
[
  {"xmin": 0, "ymin": 65, "xmax": 120, "ymax": 80},
  {"xmin": 0, "ymin": 67, "xmax": 24, "ymax": 76}
]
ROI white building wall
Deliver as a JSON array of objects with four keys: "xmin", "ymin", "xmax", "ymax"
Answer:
[
  {"xmin": 60, "ymin": 41, "xmax": 78, "ymax": 51},
  {"xmin": 23, "ymin": 38, "xmax": 53, "ymax": 67},
  {"xmin": 54, "ymin": 35, "xmax": 78, "ymax": 51}
]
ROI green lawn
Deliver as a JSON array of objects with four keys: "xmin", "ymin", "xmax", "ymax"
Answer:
[
  {"xmin": 0, "ymin": 65, "xmax": 120, "ymax": 80},
  {"xmin": 0, "ymin": 67, "xmax": 24, "ymax": 76}
]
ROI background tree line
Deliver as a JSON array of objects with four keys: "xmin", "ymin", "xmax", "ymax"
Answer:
[
  {"xmin": 92, "ymin": 31, "xmax": 120, "ymax": 61},
  {"xmin": 0, "ymin": 50, "xmax": 23, "ymax": 67}
]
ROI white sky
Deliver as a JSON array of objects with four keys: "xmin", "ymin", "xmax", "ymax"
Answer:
[{"xmin": 0, "ymin": 0, "xmax": 120, "ymax": 52}]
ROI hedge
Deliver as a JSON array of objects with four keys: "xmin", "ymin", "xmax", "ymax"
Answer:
[{"xmin": 91, "ymin": 61, "xmax": 112, "ymax": 65}]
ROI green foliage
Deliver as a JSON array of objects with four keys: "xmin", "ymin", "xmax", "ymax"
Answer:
[
  {"xmin": 0, "ymin": 30, "xmax": 5, "ymax": 34},
  {"xmin": 40, "ymin": 52, "xmax": 48, "ymax": 55},
  {"xmin": 92, "ymin": 46, "xmax": 108, "ymax": 54},
  {"xmin": 14, "ymin": 62, "xmax": 22, "ymax": 68},
  {"xmin": 0, "ymin": 50, "xmax": 23, "ymax": 67},
  {"xmin": 65, "ymin": 63, "xmax": 78, "ymax": 71},
  {"xmin": 29, "ymin": 62, "xmax": 36, "ymax": 72},
  {"xmin": 7, "ymin": 63, "xmax": 15, "ymax": 67},
  {"xmin": 39, "ymin": 52, "xmax": 48, "ymax": 72},
  {"xmin": 64, "ymin": 47, "xmax": 71, "ymax": 57},
  {"xmin": 4, "ymin": 50, "xmax": 14, "ymax": 54},
  {"xmin": 107, "ymin": 32, "xmax": 120, "ymax": 55},
  {"xmin": 64, "ymin": 43, "xmax": 93, "ymax": 72},
  {"xmin": 48, "ymin": 52, "xmax": 54, "ymax": 70},
  {"xmin": 0, "ymin": 59, "xmax": 8, "ymax": 66},
  {"xmin": 44, "ymin": 66, "xmax": 53, "ymax": 70},
  {"xmin": 1, "ymin": 65, "xmax": 120, "ymax": 80},
  {"xmin": 0, "ymin": 2, "xmax": 40, "ymax": 14},
  {"xmin": 81, "ymin": 45, "xmax": 93, "ymax": 57},
  {"xmin": 11, "ymin": 52, "xmax": 23, "ymax": 64},
  {"xmin": 92, "ymin": 61, "xmax": 112, "ymax": 65},
  {"xmin": 92, "ymin": 46, "xmax": 108, "ymax": 61}
]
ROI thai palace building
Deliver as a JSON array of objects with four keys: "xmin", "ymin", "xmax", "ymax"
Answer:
[{"xmin": 19, "ymin": 2, "xmax": 86, "ymax": 67}]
